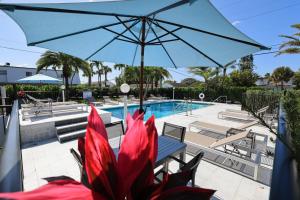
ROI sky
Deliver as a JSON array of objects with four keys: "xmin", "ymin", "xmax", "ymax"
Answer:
[{"xmin": 0, "ymin": 0, "xmax": 300, "ymax": 83}]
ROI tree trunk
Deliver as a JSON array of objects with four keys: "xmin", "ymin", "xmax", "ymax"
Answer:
[
  {"xmin": 70, "ymin": 72, "xmax": 75, "ymax": 87},
  {"xmin": 64, "ymin": 75, "xmax": 69, "ymax": 100},
  {"xmin": 281, "ymin": 81, "xmax": 284, "ymax": 90},
  {"xmin": 104, "ymin": 72, "xmax": 107, "ymax": 87},
  {"xmin": 88, "ymin": 75, "xmax": 92, "ymax": 87}
]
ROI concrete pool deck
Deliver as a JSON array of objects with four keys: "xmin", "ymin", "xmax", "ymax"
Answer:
[{"xmin": 21, "ymin": 101, "xmax": 275, "ymax": 200}]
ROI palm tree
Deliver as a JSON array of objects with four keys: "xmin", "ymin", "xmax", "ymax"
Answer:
[
  {"xmin": 222, "ymin": 61, "xmax": 236, "ymax": 77},
  {"xmin": 188, "ymin": 66, "xmax": 216, "ymax": 84},
  {"xmin": 153, "ymin": 67, "xmax": 171, "ymax": 88},
  {"xmin": 271, "ymin": 66, "xmax": 294, "ymax": 89},
  {"xmin": 102, "ymin": 65, "xmax": 112, "ymax": 87},
  {"xmin": 91, "ymin": 61, "xmax": 104, "ymax": 88},
  {"xmin": 277, "ymin": 24, "xmax": 300, "ymax": 56},
  {"xmin": 36, "ymin": 51, "xmax": 88, "ymax": 99}
]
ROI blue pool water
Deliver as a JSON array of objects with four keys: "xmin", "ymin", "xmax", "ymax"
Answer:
[{"xmin": 103, "ymin": 101, "xmax": 210, "ymax": 120}]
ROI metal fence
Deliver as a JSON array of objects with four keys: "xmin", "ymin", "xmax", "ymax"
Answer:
[
  {"xmin": 0, "ymin": 100, "xmax": 23, "ymax": 192},
  {"xmin": 269, "ymin": 104, "xmax": 300, "ymax": 200}
]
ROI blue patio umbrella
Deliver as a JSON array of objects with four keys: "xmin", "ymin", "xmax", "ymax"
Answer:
[
  {"xmin": 0, "ymin": 0, "xmax": 269, "ymax": 111},
  {"xmin": 17, "ymin": 74, "xmax": 62, "ymax": 84}
]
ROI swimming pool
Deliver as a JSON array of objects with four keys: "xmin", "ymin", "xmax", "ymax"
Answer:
[{"xmin": 103, "ymin": 101, "xmax": 210, "ymax": 120}]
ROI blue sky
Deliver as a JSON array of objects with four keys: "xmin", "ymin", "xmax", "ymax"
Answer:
[{"xmin": 0, "ymin": 0, "xmax": 300, "ymax": 83}]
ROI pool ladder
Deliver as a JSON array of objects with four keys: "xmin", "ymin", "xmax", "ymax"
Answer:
[{"xmin": 173, "ymin": 99, "xmax": 193, "ymax": 116}]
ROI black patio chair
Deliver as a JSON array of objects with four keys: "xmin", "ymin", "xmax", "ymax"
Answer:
[
  {"xmin": 154, "ymin": 151, "xmax": 204, "ymax": 187},
  {"xmin": 70, "ymin": 148, "xmax": 90, "ymax": 187},
  {"xmin": 162, "ymin": 122, "xmax": 186, "ymax": 142},
  {"xmin": 70, "ymin": 121, "xmax": 125, "ymax": 187}
]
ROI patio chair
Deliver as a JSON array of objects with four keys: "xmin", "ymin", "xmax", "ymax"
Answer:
[
  {"xmin": 70, "ymin": 148, "xmax": 89, "ymax": 187},
  {"xmin": 188, "ymin": 120, "xmax": 258, "ymax": 135},
  {"xmin": 155, "ymin": 151, "xmax": 204, "ymax": 187},
  {"xmin": 218, "ymin": 106, "xmax": 269, "ymax": 121},
  {"xmin": 103, "ymin": 96, "xmax": 119, "ymax": 105},
  {"xmin": 225, "ymin": 106, "xmax": 269, "ymax": 116},
  {"xmin": 148, "ymin": 94, "xmax": 162, "ymax": 100},
  {"xmin": 128, "ymin": 95, "xmax": 139, "ymax": 103},
  {"xmin": 185, "ymin": 129, "xmax": 254, "ymax": 158},
  {"xmin": 162, "ymin": 122, "xmax": 186, "ymax": 142}
]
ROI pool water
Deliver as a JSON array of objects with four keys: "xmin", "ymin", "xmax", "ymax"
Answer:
[{"xmin": 103, "ymin": 101, "xmax": 210, "ymax": 120}]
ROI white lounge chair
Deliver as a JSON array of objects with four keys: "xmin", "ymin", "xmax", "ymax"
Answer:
[
  {"xmin": 185, "ymin": 129, "xmax": 254, "ymax": 158},
  {"xmin": 218, "ymin": 106, "xmax": 269, "ymax": 121},
  {"xmin": 188, "ymin": 120, "xmax": 258, "ymax": 135},
  {"xmin": 103, "ymin": 96, "xmax": 119, "ymax": 105}
]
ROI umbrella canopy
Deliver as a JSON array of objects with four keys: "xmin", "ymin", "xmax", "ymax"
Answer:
[
  {"xmin": 17, "ymin": 74, "xmax": 62, "ymax": 84},
  {"xmin": 0, "ymin": 0, "xmax": 268, "ymax": 110}
]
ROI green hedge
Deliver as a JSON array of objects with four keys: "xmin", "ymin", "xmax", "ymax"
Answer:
[
  {"xmin": 4, "ymin": 84, "xmax": 271, "ymax": 104},
  {"xmin": 282, "ymin": 90, "xmax": 300, "ymax": 166},
  {"xmin": 243, "ymin": 90, "xmax": 281, "ymax": 114}
]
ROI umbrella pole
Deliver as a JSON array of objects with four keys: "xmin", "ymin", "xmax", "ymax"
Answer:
[{"xmin": 139, "ymin": 17, "xmax": 146, "ymax": 113}]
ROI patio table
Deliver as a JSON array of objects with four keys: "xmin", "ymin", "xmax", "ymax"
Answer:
[{"xmin": 113, "ymin": 135, "xmax": 187, "ymax": 168}]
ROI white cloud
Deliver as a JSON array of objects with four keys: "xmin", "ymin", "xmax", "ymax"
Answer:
[
  {"xmin": 231, "ymin": 20, "xmax": 241, "ymax": 26},
  {"xmin": 16, "ymin": 63, "xmax": 29, "ymax": 67}
]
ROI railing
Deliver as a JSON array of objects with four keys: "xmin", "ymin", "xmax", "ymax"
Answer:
[
  {"xmin": 0, "ymin": 100, "xmax": 23, "ymax": 192},
  {"xmin": 269, "ymin": 104, "xmax": 300, "ymax": 200},
  {"xmin": 213, "ymin": 95, "xmax": 227, "ymax": 103}
]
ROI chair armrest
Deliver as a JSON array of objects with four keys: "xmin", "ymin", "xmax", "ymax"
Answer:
[{"xmin": 168, "ymin": 156, "xmax": 187, "ymax": 165}]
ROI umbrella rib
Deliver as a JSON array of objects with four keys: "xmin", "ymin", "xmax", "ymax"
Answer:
[
  {"xmin": 131, "ymin": 24, "xmax": 143, "ymax": 66},
  {"xmin": 102, "ymin": 27, "xmax": 139, "ymax": 43},
  {"xmin": 116, "ymin": 38, "xmax": 139, "ymax": 44},
  {"xmin": 0, "ymin": 4, "xmax": 140, "ymax": 18},
  {"xmin": 154, "ymin": 18, "xmax": 270, "ymax": 50},
  {"xmin": 146, "ymin": 27, "xmax": 181, "ymax": 44},
  {"xmin": 28, "ymin": 18, "xmax": 137, "ymax": 46},
  {"xmin": 148, "ymin": 38, "xmax": 180, "ymax": 45},
  {"xmin": 151, "ymin": 20, "xmax": 223, "ymax": 67},
  {"xmin": 115, "ymin": 16, "xmax": 140, "ymax": 43},
  {"xmin": 146, "ymin": 21, "xmax": 178, "ymax": 68},
  {"xmin": 146, "ymin": 0, "xmax": 191, "ymax": 17},
  {"xmin": 85, "ymin": 19, "xmax": 140, "ymax": 60}
]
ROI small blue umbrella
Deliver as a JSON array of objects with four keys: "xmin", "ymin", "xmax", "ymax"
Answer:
[
  {"xmin": 16, "ymin": 74, "xmax": 62, "ymax": 84},
  {"xmin": 0, "ymin": 0, "xmax": 269, "ymax": 110}
]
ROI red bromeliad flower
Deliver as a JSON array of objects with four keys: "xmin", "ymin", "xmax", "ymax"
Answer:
[{"xmin": 0, "ymin": 105, "xmax": 215, "ymax": 200}]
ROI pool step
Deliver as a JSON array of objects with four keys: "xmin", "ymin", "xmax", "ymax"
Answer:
[
  {"xmin": 55, "ymin": 116, "xmax": 88, "ymax": 143},
  {"xmin": 58, "ymin": 129, "xmax": 86, "ymax": 143}
]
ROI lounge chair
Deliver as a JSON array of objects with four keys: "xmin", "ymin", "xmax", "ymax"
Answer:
[
  {"xmin": 128, "ymin": 95, "xmax": 140, "ymax": 103},
  {"xmin": 185, "ymin": 129, "xmax": 254, "ymax": 158},
  {"xmin": 103, "ymin": 96, "xmax": 119, "ymax": 105},
  {"xmin": 148, "ymin": 94, "xmax": 163, "ymax": 100},
  {"xmin": 188, "ymin": 120, "xmax": 258, "ymax": 135},
  {"xmin": 218, "ymin": 106, "xmax": 269, "ymax": 121}
]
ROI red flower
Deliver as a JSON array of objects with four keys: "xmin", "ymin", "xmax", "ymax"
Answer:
[{"xmin": 0, "ymin": 105, "xmax": 215, "ymax": 199}]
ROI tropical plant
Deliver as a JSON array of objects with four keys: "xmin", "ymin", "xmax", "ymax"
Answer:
[
  {"xmin": 90, "ymin": 61, "xmax": 104, "ymax": 88},
  {"xmin": 36, "ymin": 51, "xmax": 89, "ymax": 99},
  {"xmin": 277, "ymin": 24, "xmax": 300, "ymax": 56},
  {"xmin": 238, "ymin": 55, "xmax": 254, "ymax": 72},
  {"xmin": 222, "ymin": 60, "xmax": 236, "ymax": 78},
  {"xmin": 102, "ymin": 65, "xmax": 112, "ymax": 87},
  {"xmin": 0, "ymin": 106, "xmax": 216, "ymax": 199},
  {"xmin": 271, "ymin": 66, "xmax": 294, "ymax": 89},
  {"xmin": 179, "ymin": 78, "xmax": 201, "ymax": 87},
  {"xmin": 188, "ymin": 66, "xmax": 216, "ymax": 84},
  {"xmin": 230, "ymin": 69, "xmax": 258, "ymax": 87},
  {"xmin": 152, "ymin": 67, "xmax": 171, "ymax": 88},
  {"xmin": 293, "ymin": 70, "xmax": 300, "ymax": 89}
]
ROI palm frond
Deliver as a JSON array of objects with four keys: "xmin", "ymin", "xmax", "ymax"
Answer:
[
  {"xmin": 291, "ymin": 24, "xmax": 300, "ymax": 30},
  {"xmin": 279, "ymin": 35, "xmax": 298, "ymax": 41},
  {"xmin": 277, "ymin": 48, "xmax": 300, "ymax": 56},
  {"xmin": 279, "ymin": 40, "xmax": 300, "ymax": 49}
]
